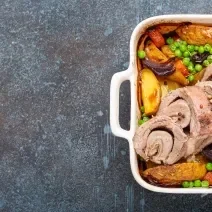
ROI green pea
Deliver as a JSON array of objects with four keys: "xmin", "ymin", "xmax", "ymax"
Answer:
[
  {"xmin": 188, "ymin": 61, "xmax": 194, "ymax": 66},
  {"xmin": 179, "ymin": 44, "xmax": 187, "ymax": 52},
  {"xmin": 169, "ymin": 44, "xmax": 176, "ymax": 52},
  {"xmin": 210, "ymin": 49, "xmax": 212, "ymax": 55},
  {"xmin": 142, "ymin": 113, "xmax": 148, "ymax": 117},
  {"xmin": 198, "ymin": 46, "xmax": 205, "ymax": 54},
  {"xmin": 182, "ymin": 181, "xmax": 189, "ymax": 188},
  {"xmin": 203, "ymin": 60, "xmax": 210, "ymax": 67},
  {"xmin": 182, "ymin": 41, "xmax": 187, "ymax": 45},
  {"xmin": 207, "ymin": 55, "xmax": 212, "ymax": 63},
  {"xmin": 183, "ymin": 51, "xmax": 190, "ymax": 57},
  {"xmin": 189, "ymin": 181, "xmax": 194, "ymax": 188},
  {"xmin": 187, "ymin": 45, "xmax": 195, "ymax": 52},
  {"xmin": 175, "ymin": 49, "xmax": 182, "ymax": 57},
  {"xmin": 188, "ymin": 63, "xmax": 195, "ymax": 73},
  {"xmin": 195, "ymin": 64, "xmax": 203, "ymax": 72},
  {"xmin": 143, "ymin": 116, "xmax": 150, "ymax": 122},
  {"xmin": 194, "ymin": 180, "xmax": 201, "ymax": 187},
  {"xmin": 188, "ymin": 75, "xmax": 194, "ymax": 82},
  {"xmin": 137, "ymin": 50, "xmax": 146, "ymax": 59},
  {"xmin": 183, "ymin": 57, "xmax": 190, "ymax": 66},
  {"xmin": 174, "ymin": 41, "xmax": 180, "ymax": 47},
  {"xmin": 204, "ymin": 44, "xmax": 211, "ymax": 52},
  {"xmin": 194, "ymin": 46, "xmax": 199, "ymax": 51},
  {"xmin": 201, "ymin": 180, "xmax": 209, "ymax": 188},
  {"xmin": 141, "ymin": 106, "xmax": 145, "ymax": 113},
  {"xmin": 138, "ymin": 119, "xmax": 145, "ymax": 125},
  {"xmin": 206, "ymin": 162, "xmax": 212, "ymax": 171},
  {"xmin": 166, "ymin": 37, "xmax": 174, "ymax": 45}
]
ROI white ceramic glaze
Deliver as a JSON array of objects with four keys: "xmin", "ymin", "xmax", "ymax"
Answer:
[{"xmin": 110, "ymin": 14, "xmax": 212, "ymax": 193}]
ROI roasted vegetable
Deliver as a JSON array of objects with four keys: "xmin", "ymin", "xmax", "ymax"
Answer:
[
  {"xmin": 191, "ymin": 52, "xmax": 210, "ymax": 64},
  {"xmin": 144, "ymin": 41, "xmax": 168, "ymax": 62},
  {"xmin": 158, "ymin": 79, "xmax": 181, "ymax": 98},
  {"xmin": 143, "ymin": 163, "xmax": 207, "ymax": 186},
  {"xmin": 203, "ymin": 172, "xmax": 212, "ymax": 185},
  {"xmin": 148, "ymin": 29, "xmax": 165, "ymax": 48},
  {"xmin": 174, "ymin": 60, "xmax": 189, "ymax": 77},
  {"xmin": 156, "ymin": 24, "xmax": 180, "ymax": 34},
  {"xmin": 176, "ymin": 24, "xmax": 212, "ymax": 45},
  {"xmin": 142, "ymin": 58, "xmax": 175, "ymax": 76},
  {"xmin": 161, "ymin": 45, "xmax": 175, "ymax": 58},
  {"xmin": 166, "ymin": 68, "xmax": 189, "ymax": 86},
  {"xmin": 203, "ymin": 144, "xmax": 212, "ymax": 161},
  {"xmin": 141, "ymin": 68, "xmax": 161, "ymax": 115}
]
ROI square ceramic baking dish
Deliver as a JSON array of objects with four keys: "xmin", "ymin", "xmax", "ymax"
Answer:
[{"xmin": 110, "ymin": 14, "xmax": 212, "ymax": 193}]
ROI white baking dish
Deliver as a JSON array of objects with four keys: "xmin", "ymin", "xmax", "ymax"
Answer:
[{"xmin": 110, "ymin": 14, "xmax": 212, "ymax": 193}]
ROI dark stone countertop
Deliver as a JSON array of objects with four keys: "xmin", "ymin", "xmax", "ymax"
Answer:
[{"xmin": 0, "ymin": 0, "xmax": 212, "ymax": 211}]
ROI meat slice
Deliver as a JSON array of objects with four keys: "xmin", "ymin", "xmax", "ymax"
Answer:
[
  {"xmin": 201, "ymin": 64, "xmax": 212, "ymax": 81},
  {"xmin": 196, "ymin": 81, "xmax": 212, "ymax": 96},
  {"xmin": 196, "ymin": 81, "xmax": 212, "ymax": 111},
  {"xmin": 133, "ymin": 116, "xmax": 188, "ymax": 165},
  {"xmin": 158, "ymin": 99, "xmax": 191, "ymax": 128},
  {"xmin": 184, "ymin": 135, "xmax": 209, "ymax": 157},
  {"xmin": 157, "ymin": 86, "xmax": 212, "ymax": 136}
]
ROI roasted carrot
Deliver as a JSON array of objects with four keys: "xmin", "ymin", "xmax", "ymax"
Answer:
[
  {"xmin": 175, "ymin": 60, "xmax": 189, "ymax": 77},
  {"xmin": 203, "ymin": 172, "xmax": 212, "ymax": 185},
  {"xmin": 148, "ymin": 29, "xmax": 165, "ymax": 48}
]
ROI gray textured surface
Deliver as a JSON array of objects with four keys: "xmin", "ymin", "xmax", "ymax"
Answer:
[{"xmin": 0, "ymin": 0, "xmax": 212, "ymax": 211}]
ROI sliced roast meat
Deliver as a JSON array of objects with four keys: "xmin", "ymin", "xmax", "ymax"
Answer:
[
  {"xmin": 184, "ymin": 135, "xmax": 209, "ymax": 157},
  {"xmin": 196, "ymin": 81, "xmax": 212, "ymax": 96},
  {"xmin": 201, "ymin": 64, "xmax": 212, "ymax": 81},
  {"xmin": 133, "ymin": 115, "xmax": 188, "ymax": 165},
  {"xmin": 196, "ymin": 81, "xmax": 212, "ymax": 111},
  {"xmin": 157, "ymin": 86, "xmax": 212, "ymax": 136},
  {"xmin": 195, "ymin": 136, "xmax": 212, "ymax": 155},
  {"xmin": 158, "ymin": 99, "xmax": 191, "ymax": 128}
]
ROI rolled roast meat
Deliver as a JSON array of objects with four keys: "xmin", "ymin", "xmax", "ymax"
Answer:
[
  {"xmin": 133, "ymin": 116, "xmax": 188, "ymax": 164},
  {"xmin": 157, "ymin": 86, "xmax": 212, "ymax": 136}
]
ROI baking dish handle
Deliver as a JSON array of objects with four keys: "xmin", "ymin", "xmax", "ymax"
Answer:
[{"xmin": 110, "ymin": 69, "xmax": 132, "ymax": 141}]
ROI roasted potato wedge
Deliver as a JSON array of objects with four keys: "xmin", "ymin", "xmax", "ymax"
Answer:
[
  {"xmin": 158, "ymin": 79, "xmax": 181, "ymax": 98},
  {"xmin": 176, "ymin": 24, "xmax": 212, "ymax": 45},
  {"xmin": 145, "ymin": 41, "xmax": 168, "ymax": 63},
  {"xmin": 143, "ymin": 163, "xmax": 207, "ymax": 186},
  {"xmin": 141, "ymin": 68, "xmax": 161, "ymax": 115},
  {"xmin": 166, "ymin": 69, "xmax": 189, "ymax": 86},
  {"xmin": 161, "ymin": 45, "xmax": 175, "ymax": 58}
]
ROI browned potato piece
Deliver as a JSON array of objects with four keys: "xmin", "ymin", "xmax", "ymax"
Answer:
[
  {"xmin": 176, "ymin": 24, "xmax": 212, "ymax": 45},
  {"xmin": 166, "ymin": 69, "xmax": 189, "ymax": 86},
  {"xmin": 141, "ymin": 68, "xmax": 161, "ymax": 115},
  {"xmin": 156, "ymin": 24, "xmax": 180, "ymax": 34},
  {"xmin": 143, "ymin": 163, "xmax": 207, "ymax": 186},
  {"xmin": 161, "ymin": 45, "xmax": 175, "ymax": 58},
  {"xmin": 145, "ymin": 41, "xmax": 168, "ymax": 63}
]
